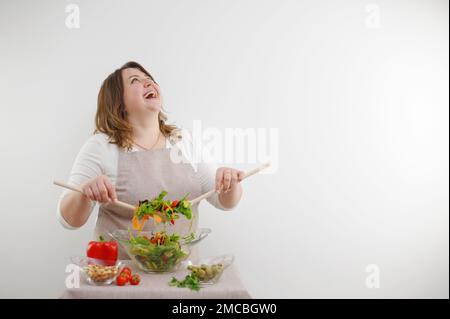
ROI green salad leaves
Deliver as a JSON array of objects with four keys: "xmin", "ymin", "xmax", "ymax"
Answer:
[
  {"xmin": 132, "ymin": 191, "xmax": 192, "ymax": 230},
  {"xmin": 126, "ymin": 228, "xmax": 196, "ymax": 272}
]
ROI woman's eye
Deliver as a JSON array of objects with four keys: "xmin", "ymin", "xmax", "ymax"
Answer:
[{"xmin": 131, "ymin": 78, "xmax": 139, "ymax": 84}]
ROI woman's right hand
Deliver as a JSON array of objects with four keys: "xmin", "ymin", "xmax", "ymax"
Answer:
[{"xmin": 81, "ymin": 175, "xmax": 117, "ymax": 203}]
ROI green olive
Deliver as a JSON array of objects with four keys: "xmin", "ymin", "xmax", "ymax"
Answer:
[{"xmin": 189, "ymin": 263, "xmax": 225, "ymax": 281}]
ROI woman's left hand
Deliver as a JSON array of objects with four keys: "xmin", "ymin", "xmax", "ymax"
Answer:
[{"xmin": 215, "ymin": 167, "xmax": 245, "ymax": 193}]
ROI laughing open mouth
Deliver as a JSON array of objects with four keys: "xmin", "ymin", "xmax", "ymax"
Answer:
[{"xmin": 144, "ymin": 91, "xmax": 157, "ymax": 99}]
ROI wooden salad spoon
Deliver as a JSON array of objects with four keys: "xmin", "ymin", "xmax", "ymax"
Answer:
[{"xmin": 53, "ymin": 161, "xmax": 271, "ymax": 211}]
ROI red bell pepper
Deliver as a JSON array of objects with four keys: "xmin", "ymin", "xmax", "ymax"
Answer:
[{"xmin": 86, "ymin": 235, "xmax": 118, "ymax": 266}]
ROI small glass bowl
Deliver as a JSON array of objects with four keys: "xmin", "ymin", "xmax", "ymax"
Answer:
[
  {"xmin": 181, "ymin": 254, "xmax": 234, "ymax": 286},
  {"xmin": 71, "ymin": 256, "xmax": 124, "ymax": 286}
]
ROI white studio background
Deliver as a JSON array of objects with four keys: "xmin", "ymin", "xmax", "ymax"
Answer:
[{"xmin": 0, "ymin": 0, "xmax": 448, "ymax": 298}]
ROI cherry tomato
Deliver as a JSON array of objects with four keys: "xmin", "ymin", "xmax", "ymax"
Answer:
[
  {"xmin": 130, "ymin": 274, "xmax": 141, "ymax": 285},
  {"xmin": 120, "ymin": 267, "xmax": 132, "ymax": 276},
  {"xmin": 119, "ymin": 272, "xmax": 131, "ymax": 283},
  {"xmin": 116, "ymin": 274, "xmax": 128, "ymax": 286}
]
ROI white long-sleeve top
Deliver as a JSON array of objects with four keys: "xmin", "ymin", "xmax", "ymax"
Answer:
[{"xmin": 57, "ymin": 128, "xmax": 230, "ymax": 229}]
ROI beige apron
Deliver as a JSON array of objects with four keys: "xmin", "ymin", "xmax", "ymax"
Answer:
[{"xmin": 94, "ymin": 141, "xmax": 203, "ymax": 260}]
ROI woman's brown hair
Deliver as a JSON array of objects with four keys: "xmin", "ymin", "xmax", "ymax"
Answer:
[{"xmin": 94, "ymin": 61, "xmax": 181, "ymax": 151}]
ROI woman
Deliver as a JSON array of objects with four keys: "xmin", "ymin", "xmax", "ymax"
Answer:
[{"xmin": 57, "ymin": 61, "xmax": 244, "ymax": 258}]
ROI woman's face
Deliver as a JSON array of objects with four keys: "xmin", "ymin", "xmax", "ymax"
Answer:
[{"xmin": 122, "ymin": 67, "xmax": 162, "ymax": 116}]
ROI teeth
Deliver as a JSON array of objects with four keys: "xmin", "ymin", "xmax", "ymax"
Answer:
[{"xmin": 145, "ymin": 92, "xmax": 156, "ymax": 99}]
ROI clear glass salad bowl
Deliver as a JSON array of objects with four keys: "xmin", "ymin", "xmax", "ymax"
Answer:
[
  {"xmin": 70, "ymin": 256, "xmax": 124, "ymax": 286},
  {"xmin": 181, "ymin": 254, "xmax": 234, "ymax": 286},
  {"xmin": 110, "ymin": 228, "xmax": 211, "ymax": 273}
]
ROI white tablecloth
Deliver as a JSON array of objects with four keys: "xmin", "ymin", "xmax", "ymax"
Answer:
[{"xmin": 60, "ymin": 260, "xmax": 252, "ymax": 299}]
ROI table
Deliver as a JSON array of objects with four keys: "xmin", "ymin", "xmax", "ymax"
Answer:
[{"xmin": 60, "ymin": 260, "xmax": 252, "ymax": 299}]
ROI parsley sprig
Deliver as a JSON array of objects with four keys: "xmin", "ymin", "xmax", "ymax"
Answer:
[{"xmin": 169, "ymin": 274, "xmax": 201, "ymax": 291}]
